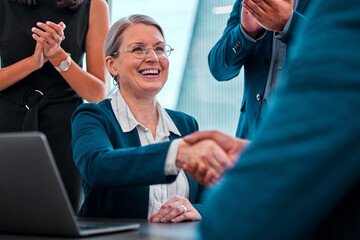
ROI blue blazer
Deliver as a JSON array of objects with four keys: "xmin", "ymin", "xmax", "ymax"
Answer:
[
  {"xmin": 71, "ymin": 99, "xmax": 204, "ymax": 218},
  {"xmin": 208, "ymin": 0, "xmax": 310, "ymax": 139},
  {"xmin": 201, "ymin": 0, "xmax": 360, "ymax": 238}
]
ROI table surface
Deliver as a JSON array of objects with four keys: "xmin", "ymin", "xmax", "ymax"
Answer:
[{"xmin": 0, "ymin": 219, "xmax": 201, "ymax": 240}]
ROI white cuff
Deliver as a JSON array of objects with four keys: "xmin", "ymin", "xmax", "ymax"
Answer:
[{"xmin": 164, "ymin": 138, "xmax": 182, "ymax": 175}]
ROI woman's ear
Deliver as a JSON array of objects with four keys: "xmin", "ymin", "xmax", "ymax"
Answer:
[{"xmin": 105, "ymin": 56, "xmax": 118, "ymax": 78}]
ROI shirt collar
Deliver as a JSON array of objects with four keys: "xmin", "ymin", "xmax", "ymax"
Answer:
[{"xmin": 111, "ymin": 89, "xmax": 181, "ymax": 137}]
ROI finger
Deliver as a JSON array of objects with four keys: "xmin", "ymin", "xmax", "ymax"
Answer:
[
  {"xmin": 32, "ymin": 27, "xmax": 57, "ymax": 46},
  {"xmin": 159, "ymin": 198, "xmax": 191, "ymax": 223},
  {"xmin": 247, "ymin": 0, "xmax": 270, "ymax": 9},
  {"xmin": 242, "ymin": 0, "xmax": 263, "ymax": 18},
  {"xmin": 36, "ymin": 22, "xmax": 57, "ymax": 37},
  {"xmin": 32, "ymin": 34, "xmax": 52, "ymax": 49},
  {"xmin": 185, "ymin": 131, "xmax": 238, "ymax": 154},
  {"xmin": 171, "ymin": 212, "xmax": 190, "ymax": 223},
  {"xmin": 203, "ymin": 144, "xmax": 229, "ymax": 176},
  {"xmin": 202, "ymin": 170, "xmax": 216, "ymax": 187},
  {"xmin": 212, "ymin": 144, "xmax": 233, "ymax": 170},
  {"xmin": 36, "ymin": 22, "xmax": 63, "ymax": 43},
  {"xmin": 149, "ymin": 213, "xmax": 157, "ymax": 220},
  {"xmin": 160, "ymin": 206, "xmax": 186, "ymax": 223},
  {"xmin": 183, "ymin": 159, "xmax": 198, "ymax": 173},
  {"xmin": 149, "ymin": 213, "xmax": 162, "ymax": 222},
  {"xmin": 194, "ymin": 162, "xmax": 208, "ymax": 184},
  {"xmin": 59, "ymin": 21, "xmax": 66, "ymax": 31},
  {"xmin": 183, "ymin": 131, "xmax": 215, "ymax": 144},
  {"xmin": 155, "ymin": 204, "xmax": 180, "ymax": 222},
  {"xmin": 154, "ymin": 197, "xmax": 182, "ymax": 220},
  {"xmin": 58, "ymin": 22, "xmax": 66, "ymax": 40},
  {"xmin": 46, "ymin": 21, "xmax": 65, "ymax": 37},
  {"xmin": 262, "ymin": 0, "xmax": 278, "ymax": 8}
]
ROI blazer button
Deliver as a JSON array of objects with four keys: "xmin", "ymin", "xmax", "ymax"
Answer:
[{"xmin": 256, "ymin": 93, "xmax": 262, "ymax": 101}]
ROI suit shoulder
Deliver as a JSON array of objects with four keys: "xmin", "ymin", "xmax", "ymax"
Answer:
[
  {"xmin": 165, "ymin": 109, "xmax": 198, "ymax": 133},
  {"xmin": 165, "ymin": 109, "xmax": 196, "ymax": 122},
  {"xmin": 72, "ymin": 99, "xmax": 113, "ymax": 120}
]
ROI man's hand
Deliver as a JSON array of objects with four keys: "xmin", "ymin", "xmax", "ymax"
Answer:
[
  {"xmin": 149, "ymin": 196, "xmax": 201, "ymax": 223},
  {"xmin": 241, "ymin": 4, "xmax": 264, "ymax": 39},
  {"xmin": 184, "ymin": 131, "xmax": 250, "ymax": 166},
  {"xmin": 176, "ymin": 139, "xmax": 232, "ymax": 186},
  {"xmin": 242, "ymin": 0, "xmax": 293, "ymax": 32}
]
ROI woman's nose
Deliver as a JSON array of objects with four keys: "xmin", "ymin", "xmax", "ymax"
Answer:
[{"xmin": 145, "ymin": 48, "xmax": 159, "ymax": 62}]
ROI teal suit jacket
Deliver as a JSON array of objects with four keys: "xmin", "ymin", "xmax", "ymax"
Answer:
[
  {"xmin": 71, "ymin": 99, "xmax": 204, "ymax": 218},
  {"xmin": 201, "ymin": 0, "xmax": 360, "ymax": 239}
]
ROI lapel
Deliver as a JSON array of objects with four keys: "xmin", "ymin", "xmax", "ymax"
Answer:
[
  {"xmin": 119, "ymin": 128, "xmax": 142, "ymax": 147},
  {"xmin": 296, "ymin": 0, "xmax": 311, "ymax": 13}
]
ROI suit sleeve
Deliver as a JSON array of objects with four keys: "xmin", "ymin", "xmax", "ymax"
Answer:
[
  {"xmin": 279, "ymin": 10, "xmax": 308, "ymax": 45},
  {"xmin": 201, "ymin": 0, "xmax": 360, "ymax": 239},
  {"xmin": 208, "ymin": 0, "xmax": 259, "ymax": 81},
  {"xmin": 71, "ymin": 104, "xmax": 176, "ymax": 189}
]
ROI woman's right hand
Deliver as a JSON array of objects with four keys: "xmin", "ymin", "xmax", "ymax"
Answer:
[
  {"xmin": 176, "ymin": 139, "xmax": 233, "ymax": 186},
  {"xmin": 31, "ymin": 41, "xmax": 48, "ymax": 70},
  {"xmin": 31, "ymin": 21, "xmax": 65, "ymax": 59}
]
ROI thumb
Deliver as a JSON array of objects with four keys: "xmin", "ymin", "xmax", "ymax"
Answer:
[
  {"xmin": 183, "ymin": 131, "xmax": 203, "ymax": 144},
  {"xmin": 59, "ymin": 21, "xmax": 66, "ymax": 31}
]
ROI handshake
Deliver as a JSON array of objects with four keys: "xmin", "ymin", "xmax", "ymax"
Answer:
[{"xmin": 175, "ymin": 131, "xmax": 250, "ymax": 186}]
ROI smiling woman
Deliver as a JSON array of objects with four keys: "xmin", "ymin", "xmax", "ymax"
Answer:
[
  {"xmin": 70, "ymin": 14, "xmax": 231, "ymax": 223},
  {"xmin": 105, "ymin": 22, "xmax": 170, "ymax": 106}
]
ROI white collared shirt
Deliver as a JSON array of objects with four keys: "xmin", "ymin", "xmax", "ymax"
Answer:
[{"xmin": 111, "ymin": 90, "xmax": 189, "ymax": 218}]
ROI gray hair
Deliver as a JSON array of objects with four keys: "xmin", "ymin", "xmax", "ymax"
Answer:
[{"xmin": 104, "ymin": 14, "xmax": 165, "ymax": 58}]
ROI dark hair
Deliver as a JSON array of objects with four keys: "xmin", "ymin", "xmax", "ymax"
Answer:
[{"xmin": 11, "ymin": 0, "xmax": 83, "ymax": 9}]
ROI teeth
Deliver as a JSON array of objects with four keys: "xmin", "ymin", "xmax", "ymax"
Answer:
[{"xmin": 140, "ymin": 69, "xmax": 159, "ymax": 75}]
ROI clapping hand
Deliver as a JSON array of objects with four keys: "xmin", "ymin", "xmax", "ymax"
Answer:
[
  {"xmin": 242, "ymin": 0, "xmax": 293, "ymax": 32},
  {"xmin": 31, "ymin": 21, "xmax": 66, "ymax": 59},
  {"xmin": 31, "ymin": 41, "xmax": 48, "ymax": 70},
  {"xmin": 241, "ymin": 2, "xmax": 264, "ymax": 39}
]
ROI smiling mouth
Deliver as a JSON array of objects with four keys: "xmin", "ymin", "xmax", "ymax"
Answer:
[{"xmin": 139, "ymin": 69, "xmax": 160, "ymax": 75}]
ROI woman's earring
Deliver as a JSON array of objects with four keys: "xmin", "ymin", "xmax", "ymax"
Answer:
[{"xmin": 113, "ymin": 75, "xmax": 119, "ymax": 87}]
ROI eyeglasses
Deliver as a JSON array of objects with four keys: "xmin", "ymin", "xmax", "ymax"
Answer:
[{"xmin": 112, "ymin": 43, "xmax": 174, "ymax": 59}]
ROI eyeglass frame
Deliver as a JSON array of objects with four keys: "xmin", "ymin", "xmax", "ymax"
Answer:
[{"xmin": 111, "ymin": 43, "xmax": 174, "ymax": 59}]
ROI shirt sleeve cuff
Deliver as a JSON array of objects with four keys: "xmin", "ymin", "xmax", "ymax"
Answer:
[
  {"xmin": 240, "ymin": 24, "xmax": 265, "ymax": 42},
  {"xmin": 275, "ymin": 11, "xmax": 294, "ymax": 39},
  {"xmin": 164, "ymin": 138, "xmax": 182, "ymax": 175}
]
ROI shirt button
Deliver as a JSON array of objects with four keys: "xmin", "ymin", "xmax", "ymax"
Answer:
[
  {"xmin": 256, "ymin": 93, "xmax": 262, "ymax": 101},
  {"xmin": 279, "ymin": 65, "xmax": 283, "ymax": 70}
]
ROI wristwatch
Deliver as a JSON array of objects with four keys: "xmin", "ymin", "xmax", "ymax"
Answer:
[{"xmin": 55, "ymin": 54, "xmax": 71, "ymax": 72}]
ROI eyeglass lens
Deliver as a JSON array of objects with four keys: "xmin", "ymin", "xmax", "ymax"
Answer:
[{"xmin": 130, "ymin": 44, "xmax": 172, "ymax": 58}]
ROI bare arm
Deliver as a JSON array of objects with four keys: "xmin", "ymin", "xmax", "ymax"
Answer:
[{"xmin": 0, "ymin": 42, "xmax": 47, "ymax": 91}]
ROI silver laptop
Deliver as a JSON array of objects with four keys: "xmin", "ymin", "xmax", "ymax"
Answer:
[{"xmin": 0, "ymin": 132, "xmax": 139, "ymax": 237}]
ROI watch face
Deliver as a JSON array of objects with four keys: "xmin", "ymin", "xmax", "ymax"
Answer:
[{"xmin": 60, "ymin": 61, "xmax": 70, "ymax": 71}]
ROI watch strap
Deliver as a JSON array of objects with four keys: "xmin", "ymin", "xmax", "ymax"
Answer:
[{"xmin": 55, "ymin": 54, "xmax": 71, "ymax": 72}]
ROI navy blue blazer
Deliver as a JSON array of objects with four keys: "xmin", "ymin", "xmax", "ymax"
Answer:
[
  {"xmin": 208, "ymin": 0, "xmax": 310, "ymax": 139},
  {"xmin": 71, "ymin": 99, "xmax": 204, "ymax": 218},
  {"xmin": 201, "ymin": 0, "xmax": 360, "ymax": 238}
]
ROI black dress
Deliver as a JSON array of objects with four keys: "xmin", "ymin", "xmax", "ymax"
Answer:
[{"xmin": 0, "ymin": 0, "xmax": 91, "ymax": 212}]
